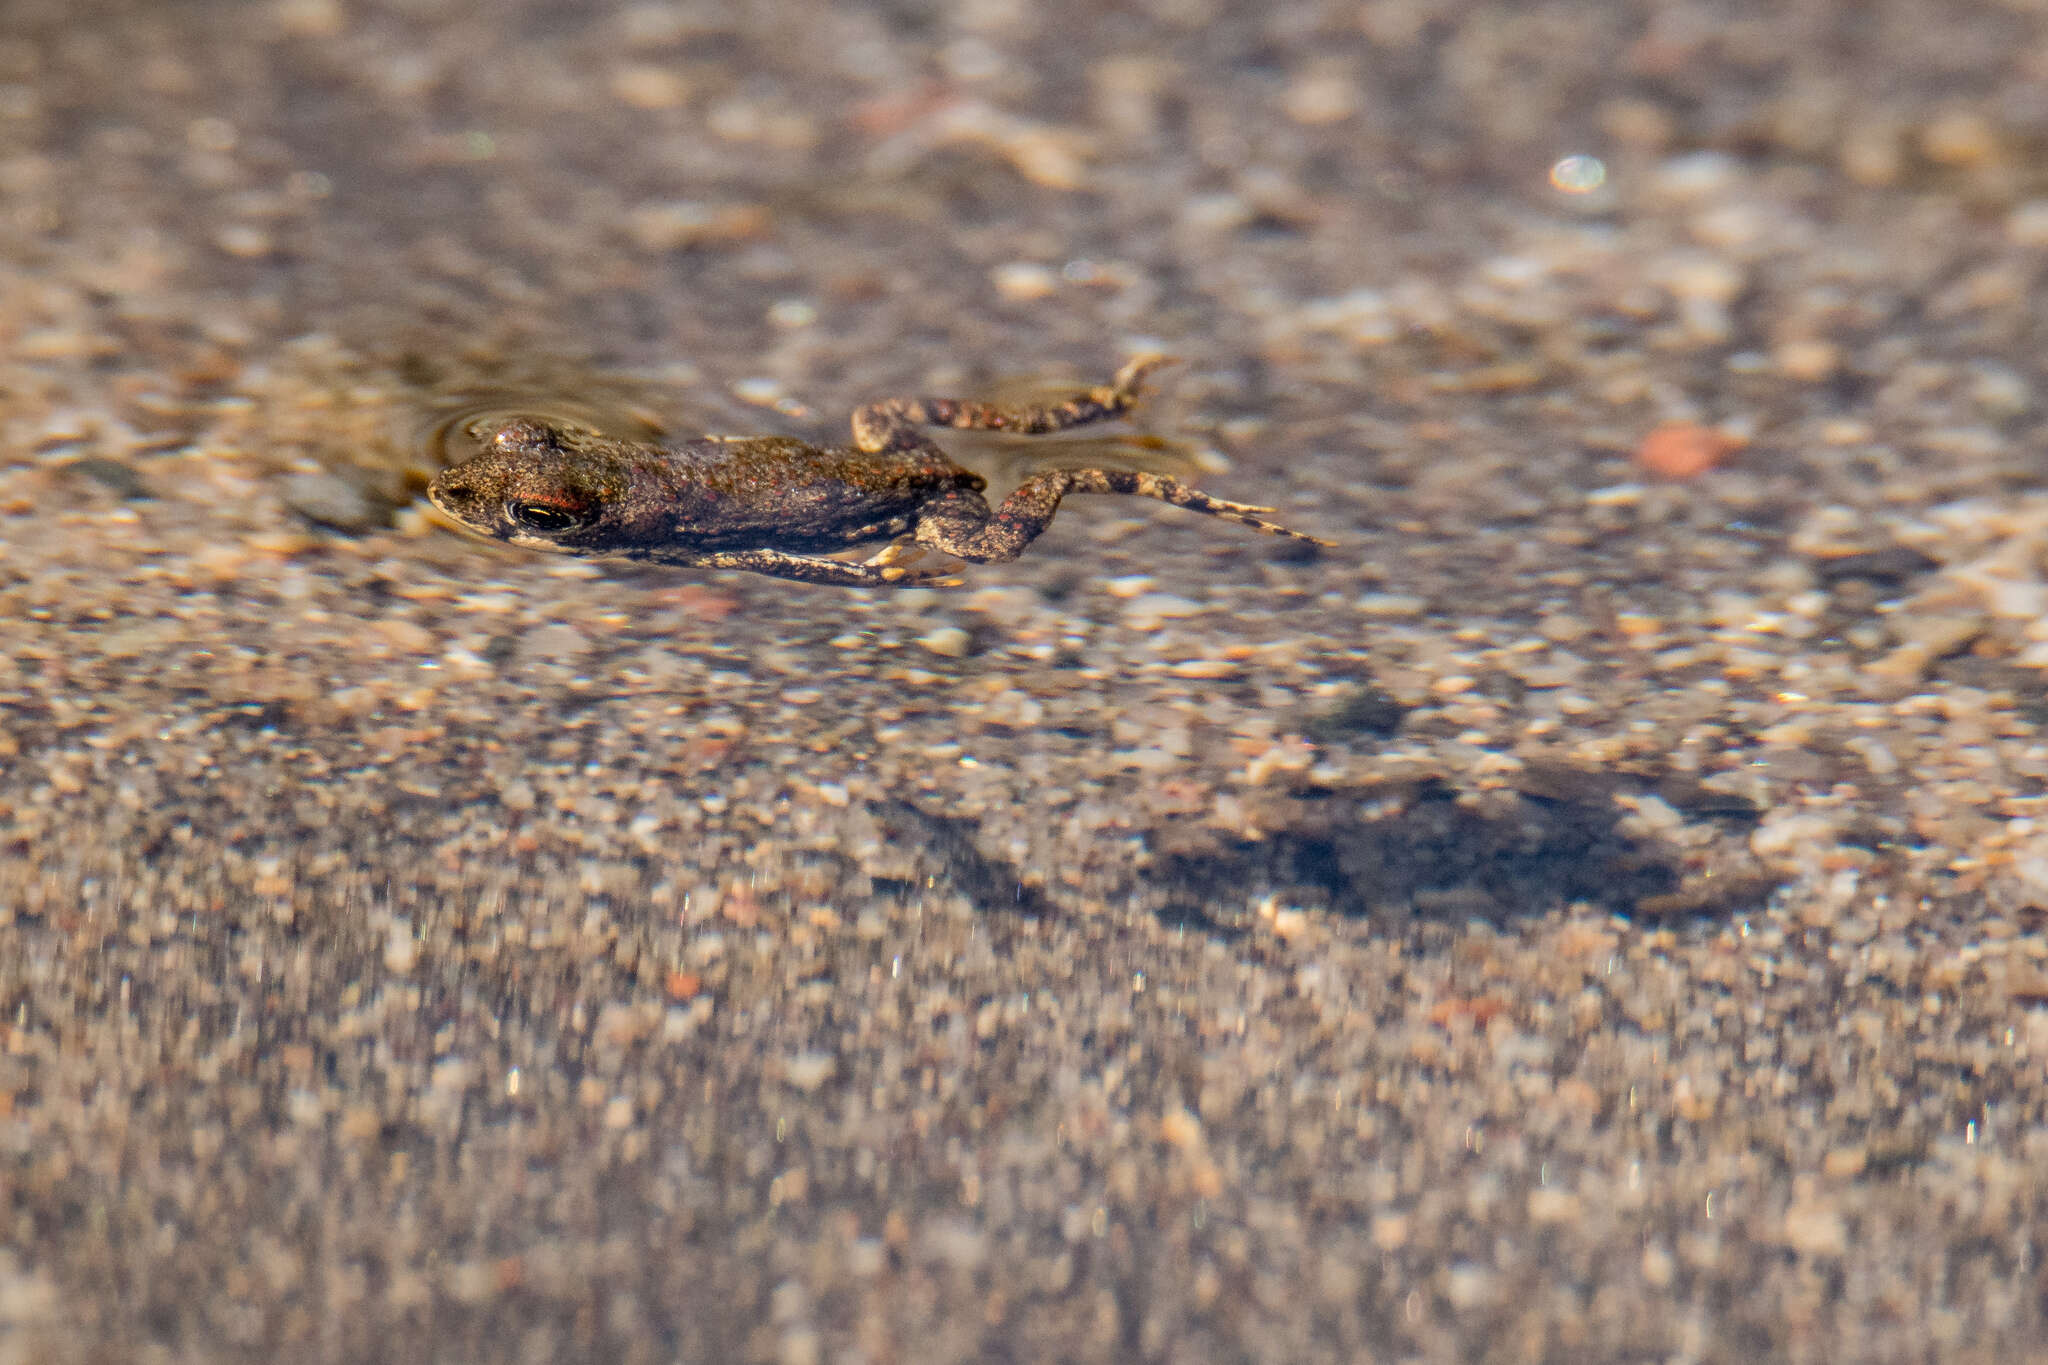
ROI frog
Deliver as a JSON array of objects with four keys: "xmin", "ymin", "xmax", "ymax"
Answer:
[{"xmin": 425, "ymin": 355, "xmax": 1325, "ymax": 587}]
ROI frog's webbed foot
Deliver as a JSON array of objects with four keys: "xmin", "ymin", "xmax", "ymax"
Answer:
[
  {"xmin": 858, "ymin": 540, "xmax": 965, "ymax": 586},
  {"xmin": 862, "ymin": 541, "xmax": 917, "ymax": 567},
  {"xmin": 667, "ymin": 547, "xmax": 957, "ymax": 587},
  {"xmin": 850, "ymin": 354, "xmax": 1177, "ymax": 454}
]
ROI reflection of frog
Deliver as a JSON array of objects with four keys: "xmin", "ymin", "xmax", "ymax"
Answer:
[{"xmin": 426, "ymin": 357, "xmax": 1324, "ymax": 586}]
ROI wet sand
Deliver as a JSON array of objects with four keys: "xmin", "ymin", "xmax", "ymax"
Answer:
[{"xmin": 6, "ymin": 1, "xmax": 2048, "ymax": 1360}]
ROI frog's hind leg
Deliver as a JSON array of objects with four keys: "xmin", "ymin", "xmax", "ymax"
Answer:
[
  {"xmin": 851, "ymin": 354, "xmax": 1173, "ymax": 454},
  {"xmin": 913, "ymin": 469, "xmax": 1327, "ymax": 563}
]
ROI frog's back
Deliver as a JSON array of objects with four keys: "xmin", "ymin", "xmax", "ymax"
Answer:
[{"xmin": 656, "ymin": 436, "xmax": 977, "ymax": 552}]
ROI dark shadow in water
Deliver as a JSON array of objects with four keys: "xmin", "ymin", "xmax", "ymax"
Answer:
[
  {"xmin": 1153, "ymin": 774, "xmax": 1775, "ymax": 927},
  {"xmin": 872, "ymin": 799, "xmax": 1057, "ymax": 919},
  {"xmin": 872, "ymin": 768, "xmax": 1774, "ymax": 929}
]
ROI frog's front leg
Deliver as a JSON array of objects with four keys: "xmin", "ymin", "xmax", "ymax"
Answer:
[
  {"xmin": 660, "ymin": 547, "xmax": 955, "ymax": 587},
  {"xmin": 850, "ymin": 354, "xmax": 1172, "ymax": 454}
]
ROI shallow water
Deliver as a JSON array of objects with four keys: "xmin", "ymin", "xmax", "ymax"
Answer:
[{"xmin": 6, "ymin": 1, "xmax": 2048, "ymax": 1360}]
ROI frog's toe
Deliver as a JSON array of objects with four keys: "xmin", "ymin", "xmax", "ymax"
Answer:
[
  {"xmin": 876, "ymin": 562, "xmax": 964, "ymax": 586},
  {"xmin": 1112, "ymin": 353, "xmax": 1178, "ymax": 394},
  {"xmin": 864, "ymin": 541, "xmax": 916, "ymax": 567},
  {"xmin": 862, "ymin": 541, "xmax": 963, "ymax": 575}
]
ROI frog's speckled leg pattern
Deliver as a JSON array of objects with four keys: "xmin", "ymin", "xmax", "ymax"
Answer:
[
  {"xmin": 851, "ymin": 354, "xmax": 1172, "ymax": 453},
  {"xmin": 913, "ymin": 470, "xmax": 1329, "ymax": 563},
  {"xmin": 653, "ymin": 547, "xmax": 954, "ymax": 587}
]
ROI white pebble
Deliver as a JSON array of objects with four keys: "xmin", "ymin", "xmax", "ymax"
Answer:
[
  {"xmin": 782, "ymin": 1052, "xmax": 835, "ymax": 1091},
  {"xmin": 991, "ymin": 261, "xmax": 1058, "ymax": 301},
  {"xmin": 917, "ymin": 626, "xmax": 973, "ymax": 658},
  {"xmin": 1651, "ymin": 151, "xmax": 1741, "ymax": 199},
  {"xmin": 384, "ymin": 917, "xmax": 418, "ymax": 974},
  {"xmin": 2007, "ymin": 199, "xmax": 2048, "ymax": 247},
  {"xmin": 1354, "ymin": 592, "xmax": 1427, "ymax": 618},
  {"xmin": 1103, "ymin": 574, "xmax": 1155, "ymax": 599}
]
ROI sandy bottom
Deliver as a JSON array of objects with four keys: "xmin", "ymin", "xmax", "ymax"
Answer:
[{"xmin": 5, "ymin": 1, "xmax": 2048, "ymax": 1360}]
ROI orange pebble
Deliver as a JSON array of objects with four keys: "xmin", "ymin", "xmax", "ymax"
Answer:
[
  {"xmin": 1634, "ymin": 421, "xmax": 1737, "ymax": 479},
  {"xmin": 667, "ymin": 584, "xmax": 739, "ymax": 620},
  {"xmin": 1427, "ymin": 995, "xmax": 1510, "ymax": 1027}
]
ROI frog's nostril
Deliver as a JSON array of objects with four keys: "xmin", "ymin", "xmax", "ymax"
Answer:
[{"xmin": 428, "ymin": 474, "xmax": 477, "ymax": 510}]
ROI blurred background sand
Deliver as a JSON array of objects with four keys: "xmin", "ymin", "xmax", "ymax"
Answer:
[{"xmin": 6, "ymin": 1, "xmax": 2048, "ymax": 1359}]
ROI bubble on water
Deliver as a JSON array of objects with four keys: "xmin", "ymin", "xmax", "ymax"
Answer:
[{"xmin": 1549, "ymin": 154, "xmax": 1607, "ymax": 194}]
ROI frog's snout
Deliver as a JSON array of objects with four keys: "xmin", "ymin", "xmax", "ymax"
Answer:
[
  {"xmin": 425, "ymin": 466, "xmax": 489, "ymax": 521},
  {"xmin": 424, "ymin": 469, "xmax": 462, "ymax": 511}
]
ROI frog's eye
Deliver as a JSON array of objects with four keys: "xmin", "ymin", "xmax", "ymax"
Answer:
[{"xmin": 508, "ymin": 500, "xmax": 593, "ymax": 533}]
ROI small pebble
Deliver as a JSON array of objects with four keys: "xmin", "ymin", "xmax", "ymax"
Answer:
[
  {"xmin": 626, "ymin": 200, "xmax": 768, "ymax": 252},
  {"xmin": 271, "ymin": 0, "xmax": 344, "ymax": 37},
  {"xmin": 610, "ymin": 64, "xmax": 689, "ymax": 110},
  {"xmin": 1658, "ymin": 253, "xmax": 1745, "ymax": 304},
  {"xmin": 1782, "ymin": 1199, "xmax": 1849, "ymax": 1257},
  {"xmin": 214, "ymin": 224, "xmax": 274, "ymax": 259},
  {"xmin": 62, "ymin": 457, "xmax": 151, "ymax": 499},
  {"xmin": 991, "ymin": 262, "xmax": 1059, "ymax": 301},
  {"xmin": 1634, "ymin": 423, "xmax": 1737, "ymax": 480},
  {"xmin": 782, "ymin": 1053, "xmax": 835, "ymax": 1092},
  {"xmin": 1282, "ymin": 67, "xmax": 1358, "ymax": 125},
  {"xmin": 281, "ymin": 472, "xmax": 380, "ymax": 532},
  {"xmin": 2007, "ymin": 200, "xmax": 2048, "ymax": 247},
  {"xmin": 1774, "ymin": 339, "xmax": 1840, "ymax": 383},
  {"xmin": 1354, "ymin": 592, "xmax": 1427, "ymax": 618},
  {"xmin": 1920, "ymin": 110, "xmax": 2000, "ymax": 167},
  {"xmin": 1841, "ymin": 122, "xmax": 1904, "ymax": 186},
  {"xmin": 383, "ymin": 918, "xmax": 417, "ymax": 975},
  {"xmin": 518, "ymin": 622, "xmax": 593, "ymax": 661},
  {"xmin": 1121, "ymin": 593, "xmax": 1202, "ymax": 629},
  {"xmin": 916, "ymin": 626, "xmax": 974, "ymax": 658}
]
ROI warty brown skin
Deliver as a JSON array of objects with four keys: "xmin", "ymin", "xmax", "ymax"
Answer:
[{"xmin": 425, "ymin": 356, "xmax": 1326, "ymax": 587}]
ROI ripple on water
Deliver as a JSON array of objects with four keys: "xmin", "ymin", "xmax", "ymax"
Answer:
[{"xmin": 418, "ymin": 390, "xmax": 671, "ymax": 472}]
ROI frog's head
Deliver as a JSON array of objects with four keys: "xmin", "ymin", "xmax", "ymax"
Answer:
[{"xmin": 427, "ymin": 420, "xmax": 633, "ymax": 553}]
